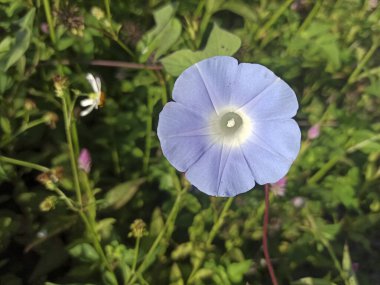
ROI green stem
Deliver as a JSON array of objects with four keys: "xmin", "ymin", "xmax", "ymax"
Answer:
[
  {"xmin": 197, "ymin": 12, "xmax": 212, "ymax": 48},
  {"xmin": 307, "ymin": 156, "xmax": 341, "ymax": 185},
  {"xmin": 78, "ymin": 211, "xmax": 112, "ymax": 271},
  {"xmin": 42, "ymin": 0, "xmax": 56, "ymax": 43},
  {"xmin": 143, "ymin": 93, "xmax": 154, "ymax": 173},
  {"xmin": 81, "ymin": 172, "xmax": 96, "ymax": 219},
  {"xmin": 187, "ymin": 197, "xmax": 234, "ymax": 284},
  {"xmin": 132, "ymin": 237, "xmax": 141, "ymax": 273},
  {"xmin": 0, "ymin": 155, "xmax": 49, "ymax": 172},
  {"xmin": 113, "ymin": 35, "xmax": 135, "ymax": 58},
  {"xmin": 128, "ymin": 190, "xmax": 186, "ymax": 284},
  {"xmin": 323, "ymin": 241, "xmax": 347, "ymax": 283},
  {"xmin": 206, "ymin": 197, "xmax": 234, "ymax": 246},
  {"xmin": 55, "ymin": 187, "xmax": 78, "ymax": 212},
  {"xmin": 347, "ymin": 133, "xmax": 380, "ymax": 153},
  {"xmin": 62, "ymin": 97, "xmax": 83, "ymax": 206},
  {"xmin": 104, "ymin": 0, "xmax": 112, "ymax": 22},
  {"xmin": 156, "ymin": 71, "xmax": 168, "ymax": 105},
  {"xmin": 298, "ymin": 0, "xmax": 323, "ymax": 33},
  {"xmin": 58, "ymin": 76, "xmax": 116, "ymax": 280},
  {"xmin": 255, "ymin": 0, "xmax": 293, "ymax": 40},
  {"xmin": 306, "ymin": 213, "xmax": 348, "ymax": 284},
  {"xmin": 0, "ymin": 118, "xmax": 47, "ymax": 147},
  {"xmin": 169, "ymin": 166, "xmax": 182, "ymax": 193},
  {"xmin": 347, "ymin": 40, "xmax": 379, "ymax": 85}
]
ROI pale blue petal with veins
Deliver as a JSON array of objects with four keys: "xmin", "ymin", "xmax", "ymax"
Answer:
[{"xmin": 157, "ymin": 56, "xmax": 301, "ymax": 197}]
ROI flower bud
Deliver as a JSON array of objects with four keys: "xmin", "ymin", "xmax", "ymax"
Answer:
[
  {"xmin": 40, "ymin": 196, "xmax": 57, "ymax": 211},
  {"xmin": 270, "ymin": 177, "xmax": 287, "ymax": 197},
  {"xmin": 307, "ymin": 124, "xmax": 320, "ymax": 140},
  {"xmin": 43, "ymin": 112, "xmax": 59, "ymax": 129},
  {"xmin": 129, "ymin": 219, "xmax": 148, "ymax": 239},
  {"xmin": 292, "ymin": 196, "xmax": 305, "ymax": 208},
  {"xmin": 91, "ymin": 7, "xmax": 105, "ymax": 20},
  {"xmin": 53, "ymin": 75, "xmax": 68, "ymax": 98},
  {"xmin": 78, "ymin": 148, "xmax": 92, "ymax": 173}
]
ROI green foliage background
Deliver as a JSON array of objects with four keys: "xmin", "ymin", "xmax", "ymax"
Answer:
[{"xmin": 0, "ymin": 0, "xmax": 379, "ymax": 284}]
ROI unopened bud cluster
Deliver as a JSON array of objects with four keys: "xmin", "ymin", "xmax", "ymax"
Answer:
[
  {"xmin": 129, "ymin": 219, "xmax": 148, "ymax": 239},
  {"xmin": 36, "ymin": 167, "xmax": 64, "ymax": 190}
]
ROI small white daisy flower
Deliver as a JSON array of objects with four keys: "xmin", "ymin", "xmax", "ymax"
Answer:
[{"xmin": 80, "ymin": 73, "xmax": 105, "ymax": 116}]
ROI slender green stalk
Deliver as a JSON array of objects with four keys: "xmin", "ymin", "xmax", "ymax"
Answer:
[
  {"xmin": 255, "ymin": 0, "xmax": 293, "ymax": 40},
  {"xmin": 113, "ymin": 36, "xmax": 135, "ymax": 58},
  {"xmin": 187, "ymin": 197, "xmax": 234, "ymax": 284},
  {"xmin": 0, "ymin": 118, "xmax": 47, "ymax": 147},
  {"xmin": 306, "ymin": 213, "xmax": 348, "ymax": 285},
  {"xmin": 307, "ymin": 156, "xmax": 341, "ymax": 185},
  {"xmin": 131, "ymin": 237, "xmax": 141, "ymax": 273},
  {"xmin": 156, "ymin": 71, "xmax": 168, "ymax": 105},
  {"xmin": 323, "ymin": 241, "xmax": 346, "ymax": 280},
  {"xmin": 347, "ymin": 40, "xmax": 379, "ymax": 85},
  {"xmin": 347, "ymin": 133, "xmax": 380, "ymax": 153},
  {"xmin": 42, "ymin": 0, "xmax": 56, "ymax": 43},
  {"xmin": 143, "ymin": 93, "xmax": 154, "ymax": 173},
  {"xmin": 128, "ymin": 189, "xmax": 186, "ymax": 284},
  {"xmin": 0, "ymin": 155, "xmax": 49, "ymax": 172},
  {"xmin": 169, "ymin": 166, "xmax": 182, "ymax": 193},
  {"xmin": 81, "ymin": 172, "xmax": 96, "ymax": 219},
  {"xmin": 206, "ymin": 197, "xmax": 234, "ymax": 246},
  {"xmin": 61, "ymin": 97, "xmax": 83, "ymax": 206},
  {"xmin": 298, "ymin": 0, "xmax": 323, "ymax": 33},
  {"xmin": 78, "ymin": 211, "xmax": 112, "ymax": 271},
  {"xmin": 55, "ymin": 187, "xmax": 78, "ymax": 212},
  {"xmin": 104, "ymin": 0, "xmax": 112, "ymax": 22}
]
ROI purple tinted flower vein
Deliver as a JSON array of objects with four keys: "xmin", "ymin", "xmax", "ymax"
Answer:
[{"xmin": 157, "ymin": 56, "xmax": 301, "ymax": 197}]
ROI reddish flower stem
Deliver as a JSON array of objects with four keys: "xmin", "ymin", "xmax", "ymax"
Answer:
[{"xmin": 263, "ymin": 184, "xmax": 279, "ymax": 285}]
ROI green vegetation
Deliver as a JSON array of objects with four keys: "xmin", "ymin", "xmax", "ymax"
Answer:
[{"xmin": 0, "ymin": 0, "xmax": 379, "ymax": 284}]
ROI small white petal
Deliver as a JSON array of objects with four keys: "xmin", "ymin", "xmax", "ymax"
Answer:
[
  {"xmin": 86, "ymin": 73, "xmax": 100, "ymax": 93},
  {"xmin": 80, "ymin": 105, "xmax": 95, "ymax": 116},
  {"xmin": 95, "ymin": 77, "xmax": 101, "ymax": 93},
  {"xmin": 80, "ymin": 98, "xmax": 95, "ymax": 107}
]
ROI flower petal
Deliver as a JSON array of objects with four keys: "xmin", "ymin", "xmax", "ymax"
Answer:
[
  {"xmin": 173, "ymin": 56, "xmax": 238, "ymax": 116},
  {"xmin": 239, "ymin": 77, "xmax": 298, "ymax": 121},
  {"xmin": 241, "ymin": 119, "xmax": 301, "ymax": 184},
  {"xmin": 157, "ymin": 102, "xmax": 215, "ymax": 172},
  {"xmin": 86, "ymin": 73, "xmax": 100, "ymax": 93},
  {"xmin": 80, "ymin": 105, "xmax": 95, "ymax": 116},
  {"xmin": 80, "ymin": 98, "xmax": 95, "ymax": 107},
  {"xmin": 186, "ymin": 142, "xmax": 256, "ymax": 197},
  {"xmin": 230, "ymin": 63, "xmax": 277, "ymax": 107}
]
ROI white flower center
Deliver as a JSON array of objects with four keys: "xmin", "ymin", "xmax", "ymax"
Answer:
[
  {"xmin": 209, "ymin": 108, "xmax": 253, "ymax": 147},
  {"xmin": 227, "ymin": 118, "xmax": 235, "ymax": 128},
  {"xmin": 220, "ymin": 112, "xmax": 243, "ymax": 135}
]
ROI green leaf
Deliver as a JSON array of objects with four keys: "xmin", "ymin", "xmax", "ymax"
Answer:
[
  {"xmin": 292, "ymin": 277, "xmax": 338, "ymax": 285},
  {"xmin": 102, "ymin": 178, "xmax": 145, "ymax": 210},
  {"xmin": 161, "ymin": 24, "xmax": 241, "ymax": 76},
  {"xmin": 220, "ymin": 1, "xmax": 257, "ymax": 22},
  {"xmin": 138, "ymin": 3, "xmax": 182, "ymax": 62},
  {"xmin": 342, "ymin": 243, "xmax": 359, "ymax": 285},
  {"xmin": 68, "ymin": 243, "xmax": 99, "ymax": 263},
  {"xmin": 183, "ymin": 193, "xmax": 201, "ymax": 213},
  {"xmin": 227, "ymin": 260, "xmax": 253, "ymax": 283},
  {"xmin": 149, "ymin": 207, "xmax": 165, "ymax": 236},
  {"xmin": 203, "ymin": 24, "xmax": 242, "ymax": 56},
  {"xmin": 0, "ymin": 8, "xmax": 35, "ymax": 71},
  {"xmin": 102, "ymin": 270, "xmax": 119, "ymax": 285},
  {"xmin": 170, "ymin": 263, "xmax": 184, "ymax": 285},
  {"xmin": 0, "ymin": 117, "xmax": 11, "ymax": 134}
]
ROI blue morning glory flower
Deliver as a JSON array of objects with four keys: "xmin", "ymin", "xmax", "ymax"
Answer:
[{"xmin": 157, "ymin": 56, "xmax": 301, "ymax": 197}]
